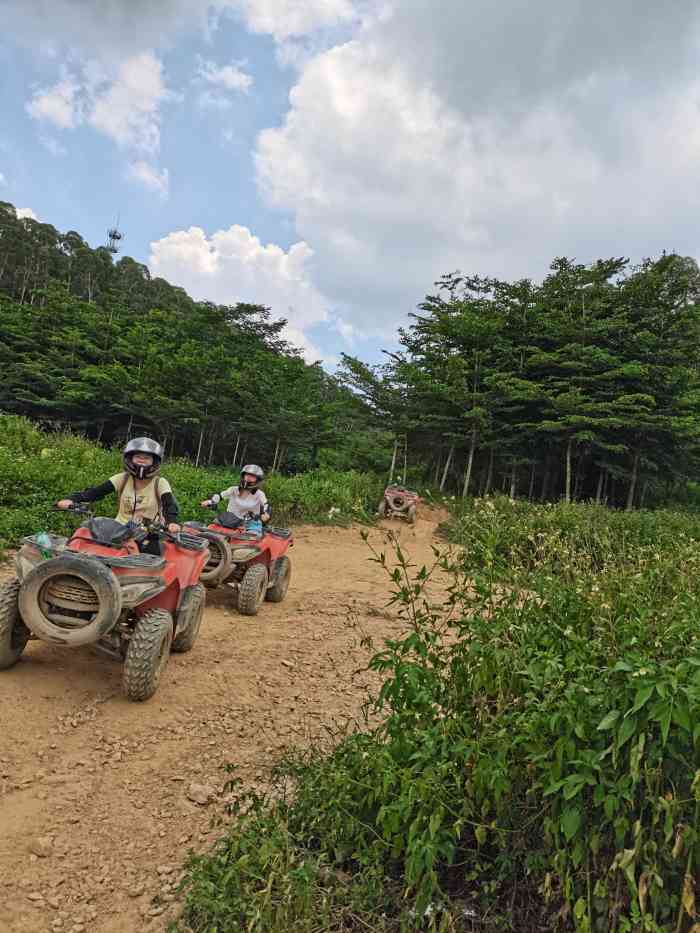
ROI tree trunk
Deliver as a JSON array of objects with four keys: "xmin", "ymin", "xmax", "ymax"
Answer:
[
  {"xmin": 540, "ymin": 458, "xmax": 551, "ymax": 501},
  {"xmin": 232, "ymin": 433, "xmax": 241, "ymax": 467},
  {"xmin": 389, "ymin": 438, "xmax": 398, "ymax": 484},
  {"xmin": 440, "ymin": 444, "xmax": 454, "ymax": 492},
  {"xmin": 126, "ymin": 414, "xmax": 133, "ymax": 439},
  {"xmin": 195, "ymin": 428, "xmax": 205, "ymax": 467},
  {"xmin": 433, "ymin": 455, "xmax": 441, "ymax": 487},
  {"xmin": 271, "ymin": 437, "xmax": 281, "ymax": 473},
  {"xmin": 509, "ymin": 462, "xmax": 517, "ymax": 499},
  {"xmin": 240, "ymin": 442, "xmax": 248, "ymax": 467},
  {"xmin": 528, "ymin": 462, "xmax": 536, "ymax": 501},
  {"xmin": 626, "ymin": 450, "xmax": 640, "ymax": 512},
  {"xmin": 462, "ymin": 429, "xmax": 477, "ymax": 498},
  {"xmin": 565, "ymin": 437, "xmax": 573, "ymax": 504},
  {"xmin": 640, "ymin": 480, "xmax": 649, "ymax": 509},
  {"xmin": 595, "ymin": 468, "xmax": 604, "ymax": 505},
  {"xmin": 484, "ymin": 448, "xmax": 495, "ymax": 495}
]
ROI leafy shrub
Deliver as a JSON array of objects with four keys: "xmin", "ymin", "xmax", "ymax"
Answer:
[
  {"xmin": 177, "ymin": 500, "xmax": 700, "ymax": 932},
  {"xmin": 0, "ymin": 414, "xmax": 383, "ymax": 550}
]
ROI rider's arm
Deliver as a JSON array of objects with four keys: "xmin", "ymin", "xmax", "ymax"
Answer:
[
  {"xmin": 160, "ymin": 492, "xmax": 178, "ymax": 525},
  {"xmin": 67, "ymin": 479, "xmax": 117, "ymax": 503},
  {"xmin": 209, "ymin": 486, "xmax": 235, "ymax": 506},
  {"xmin": 259, "ymin": 491, "xmax": 271, "ymax": 523}
]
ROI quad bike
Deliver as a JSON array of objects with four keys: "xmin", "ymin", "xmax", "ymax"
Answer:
[
  {"xmin": 0, "ymin": 507, "xmax": 210, "ymax": 701},
  {"xmin": 183, "ymin": 507, "xmax": 293, "ymax": 617},
  {"xmin": 377, "ymin": 485, "xmax": 421, "ymax": 524}
]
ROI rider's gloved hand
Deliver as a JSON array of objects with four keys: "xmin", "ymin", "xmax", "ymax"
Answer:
[
  {"xmin": 57, "ymin": 499, "xmax": 74, "ymax": 509},
  {"xmin": 200, "ymin": 499, "xmax": 211, "ymax": 507}
]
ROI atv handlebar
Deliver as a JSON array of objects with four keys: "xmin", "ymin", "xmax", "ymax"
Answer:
[{"xmin": 54, "ymin": 504, "xmax": 93, "ymax": 516}]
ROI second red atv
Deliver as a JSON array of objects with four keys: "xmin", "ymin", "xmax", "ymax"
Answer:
[
  {"xmin": 183, "ymin": 508, "xmax": 293, "ymax": 616},
  {"xmin": 0, "ymin": 508, "xmax": 210, "ymax": 701}
]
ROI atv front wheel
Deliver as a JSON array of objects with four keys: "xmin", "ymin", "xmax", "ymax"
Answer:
[
  {"xmin": 266, "ymin": 556, "xmax": 291, "ymax": 603},
  {"xmin": 377, "ymin": 499, "xmax": 387, "ymax": 518},
  {"xmin": 238, "ymin": 564, "xmax": 268, "ymax": 616},
  {"xmin": 122, "ymin": 609, "xmax": 173, "ymax": 701},
  {"xmin": 172, "ymin": 583, "xmax": 205, "ymax": 653},
  {"xmin": 200, "ymin": 536, "xmax": 232, "ymax": 588},
  {"xmin": 407, "ymin": 504, "xmax": 417, "ymax": 524},
  {"xmin": 0, "ymin": 579, "xmax": 30, "ymax": 670}
]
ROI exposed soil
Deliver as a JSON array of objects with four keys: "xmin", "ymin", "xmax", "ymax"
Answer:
[{"xmin": 0, "ymin": 511, "xmax": 447, "ymax": 933}]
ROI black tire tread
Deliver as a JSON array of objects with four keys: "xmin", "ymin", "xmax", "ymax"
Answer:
[
  {"xmin": 238, "ymin": 564, "xmax": 267, "ymax": 616},
  {"xmin": 122, "ymin": 608, "xmax": 172, "ymax": 701},
  {"xmin": 265, "ymin": 556, "xmax": 291, "ymax": 603},
  {"xmin": 0, "ymin": 579, "xmax": 30, "ymax": 670},
  {"xmin": 172, "ymin": 584, "xmax": 205, "ymax": 653}
]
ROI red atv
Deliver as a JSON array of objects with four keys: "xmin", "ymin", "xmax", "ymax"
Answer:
[
  {"xmin": 377, "ymin": 485, "xmax": 421, "ymax": 524},
  {"xmin": 183, "ymin": 508, "xmax": 293, "ymax": 616},
  {"xmin": 0, "ymin": 508, "xmax": 210, "ymax": 701}
]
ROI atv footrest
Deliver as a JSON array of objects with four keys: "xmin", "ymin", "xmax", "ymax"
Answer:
[{"xmin": 268, "ymin": 527, "xmax": 292, "ymax": 539}]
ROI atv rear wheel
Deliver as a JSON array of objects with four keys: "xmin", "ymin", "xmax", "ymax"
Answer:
[
  {"xmin": 0, "ymin": 579, "xmax": 30, "ymax": 670},
  {"xmin": 266, "ymin": 556, "xmax": 291, "ymax": 603},
  {"xmin": 122, "ymin": 609, "xmax": 173, "ymax": 701},
  {"xmin": 172, "ymin": 584, "xmax": 205, "ymax": 653},
  {"xmin": 238, "ymin": 564, "xmax": 268, "ymax": 616}
]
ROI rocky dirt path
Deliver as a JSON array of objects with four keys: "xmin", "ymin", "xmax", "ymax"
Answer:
[{"xmin": 0, "ymin": 512, "xmax": 447, "ymax": 933}]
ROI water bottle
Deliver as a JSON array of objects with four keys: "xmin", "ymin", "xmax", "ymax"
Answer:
[{"xmin": 36, "ymin": 531, "xmax": 53, "ymax": 559}]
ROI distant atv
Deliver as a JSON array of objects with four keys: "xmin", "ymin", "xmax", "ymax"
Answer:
[
  {"xmin": 0, "ymin": 508, "xmax": 209, "ymax": 701},
  {"xmin": 377, "ymin": 485, "xmax": 421, "ymax": 524},
  {"xmin": 184, "ymin": 508, "xmax": 293, "ymax": 617}
]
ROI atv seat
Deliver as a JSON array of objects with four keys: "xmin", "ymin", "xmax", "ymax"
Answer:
[{"xmin": 83, "ymin": 518, "xmax": 146, "ymax": 548}]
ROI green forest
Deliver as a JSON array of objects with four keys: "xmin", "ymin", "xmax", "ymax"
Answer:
[{"xmin": 2, "ymin": 199, "xmax": 700, "ymax": 508}]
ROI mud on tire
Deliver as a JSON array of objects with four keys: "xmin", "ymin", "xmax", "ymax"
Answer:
[
  {"xmin": 172, "ymin": 583, "xmax": 205, "ymax": 653},
  {"xmin": 0, "ymin": 579, "xmax": 30, "ymax": 670},
  {"xmin": 265, "ymin": 556, "xmax": 291, "ymax": 603},
  {"xmin": 238, "ymin": 563, "xmax": 268, "ymax": 616},
  {"xmin": 122, "ymin": 608, "xmax": 173, "ymax": 701}
]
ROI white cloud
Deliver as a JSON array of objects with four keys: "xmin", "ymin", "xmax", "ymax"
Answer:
[
  {"xmin": 128, "ymin": 161, "xmax": 170, "ymax": 197},
  {"xmin": 233, "ymin": 0, "xmax": 356, "ymax": 42},
  {"xmin": 148, "ymin": 224, "xmax": 330, "ymax": 360},
  {"xmin": 39, "ymin": 134, "xmax": 68, "ymax": 156},
  {"xmin": 254, "ymin": 2, "xmax": 700, "ymax": 333},
  {"xmin": 198, "ymin": 58, "xmax": 253, "ymax": 93},
  {"xmin": 26, "ymin": 75, "xmax": 81, "ymax": 129},
  {"xmin": 16, "ymin": 207, "xmax": 39, "ymax": 221},
  {"xmin": 89, "ymin": 52, "xmax": 168, "ymax": 154}
]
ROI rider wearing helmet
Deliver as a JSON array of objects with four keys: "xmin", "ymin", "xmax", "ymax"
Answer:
[
  {"xmin": 57, "ymin": 437, "xmax": 180, "ymax": 533},
  {"xmin": 200, "ymin": 464, "xmax": 271, "ymax": 525}
]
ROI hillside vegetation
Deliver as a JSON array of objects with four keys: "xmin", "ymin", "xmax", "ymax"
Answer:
[{"xmin": 0, "ymin": 414, "xmax": 383, "ymax": 550}]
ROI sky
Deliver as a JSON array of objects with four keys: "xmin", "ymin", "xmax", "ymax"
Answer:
[{"xmin": 3, "ymin": 1, "xmax": 700, "ymax": 365}]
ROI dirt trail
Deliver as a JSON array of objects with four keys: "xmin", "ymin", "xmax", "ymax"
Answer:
[{"xmin": 0, "ymin": 512, "xmax": 446, "ymax": 933}]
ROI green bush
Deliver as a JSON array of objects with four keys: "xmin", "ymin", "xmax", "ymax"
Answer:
[
  {"xmin": 177, "ymin": 498, "xmax": 700, "ymax": 932},
  {"xmin": 0, "ymin": 414, "xmax": 384, "ymax": 550}
]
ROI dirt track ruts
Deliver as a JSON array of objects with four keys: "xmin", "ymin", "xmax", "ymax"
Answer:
[{"xmin": 0, "ymin": 512, "xmax": 445, "ymax": 933}]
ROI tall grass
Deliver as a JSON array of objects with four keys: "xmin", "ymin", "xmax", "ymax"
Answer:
[
  {"xmin": 176, "ymin": 496, "xmax": 700, "ymax": 932},
  {"xmin": 0, "ymin": 414, "xmax": 383, "ymax": 550}
]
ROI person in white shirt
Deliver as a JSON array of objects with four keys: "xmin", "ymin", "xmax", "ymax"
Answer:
[{"xmin": 200, "ymin": 464, "xmax": 271, "ymax": 525}]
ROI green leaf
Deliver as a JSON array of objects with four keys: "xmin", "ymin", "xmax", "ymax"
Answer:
[
  {"xmin": 617, "ymin": 716, "xmax": 637, "ymax": 748},
  {"xmin": 629, "ymin": 685, "xmax": 654, "ymax": 715},
  {"xmin": 597, "ymin": 710, "xmax": 620, "ymax": 731},
  {"xmin": 561, "ymin": 807, "xmax": 581, "ymax": 842}
]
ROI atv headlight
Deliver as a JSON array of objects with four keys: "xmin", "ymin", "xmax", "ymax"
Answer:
[{"xmin": 231, "ymin": 546, "xmax": 261, "ymax": 561}]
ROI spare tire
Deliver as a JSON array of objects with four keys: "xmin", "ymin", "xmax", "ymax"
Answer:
[
  {"xmin": 200, "ymin": 535, "xmax": 232, "ymax": 588},
  {"xmin": 18, "ymin": 554, "xmax": 122, "ymax": 647},
  {"xmin": 390, "ymin": 495, "xmax": 406, "ymax": 511}
]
